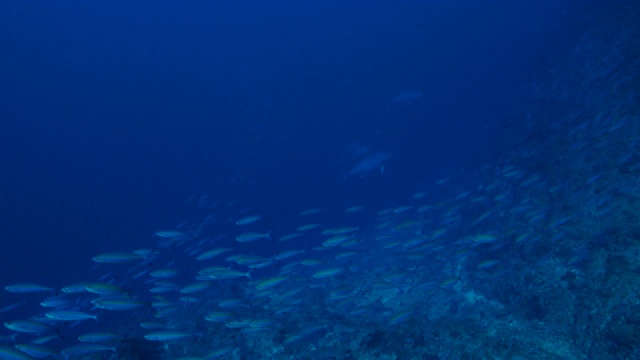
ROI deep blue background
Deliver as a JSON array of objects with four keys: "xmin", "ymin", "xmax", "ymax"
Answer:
[{"xmin": 0, "ymin": 1, "xmax": 573, "ymax": 286}]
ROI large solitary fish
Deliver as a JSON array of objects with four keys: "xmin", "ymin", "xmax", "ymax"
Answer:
[{"xmin": 345, "ymin": 152, "xmax": 392, "ymax": 178}]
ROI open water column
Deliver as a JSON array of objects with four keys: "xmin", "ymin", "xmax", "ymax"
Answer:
[{"xmin": 1, "ymin": 1, "xmax": 639, "ymax": 359}]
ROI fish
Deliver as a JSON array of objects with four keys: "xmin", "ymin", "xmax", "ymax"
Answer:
[
  {"xmin": 4, "ymin": 320, "xmax": 52, "ymax": 334},
  {"xmin": 144, "ymin": 331, "xmax": 191, "ymax": 341},
  {"xmin": 29, "ymin": 334, "xmax": 60, "ymax": 345},
  {"xmin": 273, "ymin": 249, "xmax": 305, "ymax": 261},
  {"xmin": 312, "ymin": 268, "xmax": 344, "ymax": 279},
  {"xmin": 0, "ymin": 300, "xmax": 26, "ymax": 313},
  {"xmin": 154, "ymin": 307, "xmax": 179, "ymax": 318},
  {"xmin": 198, "ymin": 266, "xmax": 228, "ymax": 276},
  {"xmin": 388, "ymin": 310, "xmax": 412, "ymax": 325},
  {"xmin": 61, "ymin": 282, "xmax": 94, "ymax": 293},
  {"xmin": 344, "ymin": 205, "xmax": 365, "ymax": 213},
  {"xmin": 133, "ymin": 248, "xmax": 158, "ymax": 257},
  {"xmin": 179, "ymin": 282, "xmax": 211, "ymax": 294},
  {"xmin": 235, "ymin": 215, "xmax": 263, "ymax": 225},
  {"xmin": 300, "ymin": 259, "xmax": 323, "ymax": 266},
  {"xmin": 278, "ymin": 233, "xmax": 303, "ymax": 242},
  {"xmin": 151, "ymin": 300, "xmax": 174, "ymax": 309},
  {"xmin": 472, "ymin": 234, "xmax": 498, "ymax": 243},
  {"xmin": 334, "ymin": 252, "xmax": 358, "ymax": 260},
  {"xmin": 284, "ymin": 325, "xmax": 326, "ymax": 344},
  {"xmin": 84, "ymin": 283, "xmax": 125, "ymax": 296},
  {"xmin": 345, "ymin": 152, "xmax": 392, "ymax": 178},
  {"xmin": 297, "ymin": 223, "xmax": 321, "ymax": 231},
  {"xmin": 207, "ymin": 345, "xmax": 235, "ymax": 358},
  {"xmin": 393, "ymin": 206, "xmax": 413, "ymax": 214},
  {"xmin": 204, "ymin": 311, "xmax": 233, "ymax": 322},
  {"xmin": 412, "ymin": 192, "xmax": 427, "ymax": 199},
  {"xmin": 208, "ymin": 269, "xmax": 251, "ymax": 280},
  {"xmin": 139, "ymin": 322, "xmax": 166, "ymax": 329},
  {"xmin": 321, "ymin": 227, "xmax": 358, "ymax": 235},
  {"xmin": 322, "ymin": 235, "xmax": 352, "ymax": 247},
  {"xmin": 299, "ymin": 208, "xmax": 327, "ymax": 216},
  {"xmin": 477, "ymin": 260, "xmax": 500, "ymax": 269},
  {"xmin": 225, "ymin": 319, "xmax": 252, "ymax": 328},
  {"xmin": 255, "ymin": 276, "xmax": 288, "ymax": 290},
  {"xmin": 4, "ymin": 283, "xmax": 53, "ymax": 293},
  {"xmin": 92, "ymin": 252, "xmax": 144, "ymax": 263},
  {"xmin": 435, "ymin": 177, "xmax": 450, "ymax": 185},
  {"xmin": 45, "ymin": 309, "xmax": 97, "ymax": 321},
  {"xmin": 91, "ymin": 297, "xmax": 146, "ymax": 311},
  {"xmin": 249, "ymin": 318, "xmax": 274, "ymax": 328},
  {"xmin": 150, "ymin": 269, "xmax": 179, "ymax": 278},
  {"xmin": 233, "ymin": 255, "xmax": 270, "ymax": 266},
  {"xmin": 40, "ymin": 296, "xmax": 71, "ymax": 308},
  {"xmin": 14, "ymin": 343, "xmax": 59, "ymax": 358},
  {"xmin": 0, "ymin": 345, "xmax": 34, "ymax": 360},
  {"xmin": 196, "ymin": 248, "xmax": 231, "ymax": 260},
  {"xmin": 78, "ymin": 331, "xmax": 122, "ymax": 343},
  {"xmin": 235, "ymin": 232, "xmax": 271, "ymax": 242},
  {"xmin": 155, "ymin": 231, "xmax": 187, "ymax": 238}
]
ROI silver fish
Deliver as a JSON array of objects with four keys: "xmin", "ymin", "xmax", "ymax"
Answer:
[{"xmin": 345, "ymin": 152, "xmax": 392, "ymax": 178}]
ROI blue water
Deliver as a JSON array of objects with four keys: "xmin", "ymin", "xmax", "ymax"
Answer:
[{"xmin": 1, "ymin": 1, "xmax": 638, "ymax": 359}]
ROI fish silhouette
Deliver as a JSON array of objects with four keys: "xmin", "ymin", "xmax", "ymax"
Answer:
[{"xmin": 345, "ymin": 152, "xmax": 392, "ymax": 179}]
